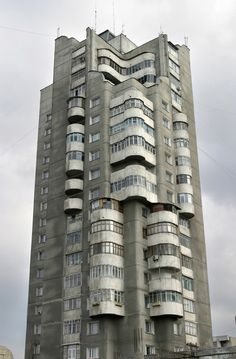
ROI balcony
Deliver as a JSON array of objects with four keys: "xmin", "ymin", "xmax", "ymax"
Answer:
[
  {"xmin": 65, "ymin": 179, "xmax": 83, "ymax": 195},
  {"xmin": 65, "ymin": 159, "xmax": 84, "ymax": 177},
  {"xmin": 150, "ymin": 301, "xmax": 183, "ymax": 318},
  {"xmin": 89, "ymin": 300, "xmax": 125, "ymax": 317},
  {"xmin": 148, "ymin": 255, "xmax": 180, "ymax": 271},
  {"xmin": 148, "ymin": 210, "xmax": 178, "ymax": 227},
  {"xmin": 148, "ymin": 277, "xmax": 182, "ymax": 293},
  {"xmin": 67, "ymin": 97, "xmax": 85, "ymax": 123},
  {"xmin": 64, "ymin": 198, "xmax": 83, "ymax": 214}
]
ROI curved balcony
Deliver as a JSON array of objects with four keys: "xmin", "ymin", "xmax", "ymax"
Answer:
[
  {"xmin": 148, "ymin": 255, "xmax": 180, "ymax": 271},
  {"xmin": 89, "ymin": 277, "xmax": 124, "ymax": 292},
  {"xmin": 149, "ymin": 277, "xmax": 182, "ymax": 293},
  {"xmin": 176, "ymin": 165, "xmax": 192, "ymax": 177},
  {"xmin": 148, "ymin": 232, "xmax": 179, "ymax": 247},
  {"xmin": 65, "ymin": 179, "xmax": 83, "ymax": 195},
  {"xmin": 111, "ymin": 145, "xmax": 156, "ymax": 167},
  {"xmin": 110, "ymin": 125, "xmax": 155, "ymax": 147},
  {"xmin": 90, "ymin": 198, "xmax": 123, "ymax": 222},
  {"xmin": 64, "ymin": 198, "xmax": 83, "ymax": 214},
  {"xmin": 148, "ymin": 210, "xmax": 178, "ymax": 227},
  {"xmin": 90, "ymin": 231, "xmax": 123, "ymax": 246},
  {"xmin": 89, "ymin": 300, "xmax": 125, "ymax": 317},
  {"xmin": 67, "ymin": 97, "xmax": 85, "ymax": 123},
  {"xmin": 90, "ymin": 254, "xmax": 124, "ymax": 268},
  {"xmin": 173, "ymin": 129, "xmax": 189, "ymax": 140},
  {"xmin": 66, "ymin": 159, "xmax": 84, "ymax": 177},
  {"xmin": 150, "ymin": 301, "xmax": 183, "ymax": 318},
  {"xmin": 66, "ymin": 141, "xmax": 84, "ymax": 154},
  {"xmin": 175, "ymin": 146, "xmax": 191, "ymax": 158},
  {"xmin": 173, "ymin": 112, "xmax": 188, "ymax": 124},
  {"xmin": 67, "ymin": 123, "xmax": 84, "ymax": 135}
]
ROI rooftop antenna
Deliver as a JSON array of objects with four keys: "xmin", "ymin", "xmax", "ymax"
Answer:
[
  {"xmin": 122, "ymin": 23, "xmax": 125, "ymax": 34},
  {"xmin": 159, "ymin": 26, "xmax": 164, "ymax": 35},
  {"xmin": 113, "ymin": 0, "xmax": 115, "ymax": 34},
  {"xmin": 184, "ymin": 36, "xmax": 189, "ymax": 47},
  {"xmin": 57, "ymin": 27, "xmax": 60, "ymax": 38}
]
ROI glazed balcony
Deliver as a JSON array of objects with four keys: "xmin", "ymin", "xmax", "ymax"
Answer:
[
  {"xmin": 67, "ymin": 97, "xmax": 85, "ymax": 123},
  {"xmin": 148, "ymin": 277, "xmax": 182, "ymax": 293},
  {"xmin": 150, "ymin": 301, "xmax": 183, "ymax": 318}
]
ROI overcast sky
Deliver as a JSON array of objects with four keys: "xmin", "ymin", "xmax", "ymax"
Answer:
[{"xmin": 1, "ymin": 0, "xmax": 236, "ymax": 357}]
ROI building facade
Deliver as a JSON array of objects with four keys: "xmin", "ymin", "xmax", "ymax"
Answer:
[{"xmin": 25, "ymin": 28, "xmax": 212, "ymax": 359}]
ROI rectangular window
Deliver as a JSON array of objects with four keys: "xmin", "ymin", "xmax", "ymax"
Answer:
[
  {"xmin": 66, "ymin": 231, "xmax": 82, "ymax": 245},
  {"xmin": 43, "ymin": 142, "xmax": 51, "ymax": 150},
  {"xmin": 34, "ymin": 324, "xmax": 41, "ymax": 335},
  {"xmin": 90, "ymin": 97, "xmax": 100, "ymax": 108},
  {"xmin": 34, "ymin": 305, "xmax": 42, "ymax": 315},
  {"xmin": 146, "ymin": 346, "xmax": 156, "ymax": 355},
  {"xmin": 40, "ymin": 186, "xmax": 48, "ymax": 195},
  {"xmin": 167, "ymin": 191, "xmax": 173, "ymax": 202},
  {"xmin": 64, "ymin": 297, "xmax": 81, "ymax": 311},
  {"xmin": 166, "ymin": 171, "xmax": 173, "ymax": 183},
  {"xmin": 37, "ymin": 251, "xmax": 45, "ymax": 261},
  {"xmin": 165, "ymin": 153, "xmax": 172, "ymax": 165},
  {"xmin": 182, "ymin": 276, "xmax": 194, "ymax": 291},
  {"xmin": 41, "ymin": 171, "xmax": 49, "ymax": 180},
  {"xmin": 90, "ymin": 132, "xmax": 100, "ymax": 143},
  {"xmin": 162, "ymin": 100, "xmax": 169, "ymax": 112},
  {"xmin": 46, "ymin": 114, "xmax": 52, "ymax": 122},
  {"xmin": 86, "ymin": 347, "xmax": 99, "ymax": 359},
  {"xmin": 87, "ymin": 321, "xmax": 99, "ymax": 335},
  {"xmin": 33, "ymin": 344, "xmax": 40, "ymax": 354},
  {"xmin": 40, "ymin": 201, "xmax": 47, "ymax": 211},
  {"xmin": 90, "ymin": 114, "xmax": 100, "ymax": 125},
  {"xmin": 89, "ymin": 150, "xmax": 100, "ymax": 161},
  {"xmin": 38, "ymin": 234, "xmax": 47, "ymax": 244},
  {"xmin": 36, "ymin": 269, "xmax": 44, "ymax": 279},
  {"xmin": 163, "ymin": 116, "xmax": 170, "ymax": 129},
  {"xmin": 64, "ymin": 320, "xmax": 80, "ymax": 335},
  {"xmin": 145, "ymin": 320, "xmax": 155, "ymax": 334},
  {"xmin": 181, "ymin": 254, "xmax": 193, "ymax": 269},
  {"xmin": 64, "ymin": 273, "xmax": 82, "ymax": 288},
  {"xmin": 183, "ymin": 298, "xmax": 195, "ymax": 313},
  {"xmin": 90, "ymin": 187, "xmax": 100, "ymax": 200},
  {"xmin": 164, "ymin": 136, "xmax": 172, "ymax": 147},
  {"xmin": 185, "ymin": 321, "xmax": 197, "ymax": 336},
  {"xmin": 39, "ymin": 218, "xmax": 47, "ymax": 227},
  {"xmin": 66, "ymin": 252, "xmax": 82, "ymax": 266},
  {"xmin": 90, "ymin": 168, "xmax": 100, "ymax": 180},
  {"xmin": 65, "ymin": 344, "xmax": 80, "ymax": 359},
  {"xmin": 44, "ymin": 128, "xmax": 51, "ymax": 136},
  {"xmin": 42, "ymin": 156, "xmax": 50, "ymax": 164},
  {"xmin": 173, "ymin": 322, "xmax": 182, "ymax": 335},
  {"xmin": 36, "ymin": 287, "xmax": 43, "ymax": 297}
]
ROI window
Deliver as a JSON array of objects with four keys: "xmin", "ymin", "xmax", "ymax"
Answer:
[
  {"xmin": 147, "ymin": 222, "xmax": 177, "ymax": 235},
  {"xmin": 145, "ymin": 320, "xmax": 154, "ymax": 334},
  {"xmin": 183, "ymin": 298, "xmax": 195, "ymax": 313},
  {"xmin": 66, "ymin": 252, "xmax": 83, "ymax": 266},
  {"xmin": 110, "ymin": 117, "xmax": 154, "ymax": 136},
  {"xmin": 166, "ymin": 171, "xmax": 173, "ymax": 183},
  {"xmin": 89, "ymin": 150, "xmax": 100, "ymax": 161},
  {"xmin": 66, "ymin": 151, "xmax": 84, "ymax": 161},
  {"xmin": 90, "ymin": 289, "xmax": 124, "ymax": 305},
  {"xmin": 66, "ymin": 231, "xmax": 82, "ymax": 245},
  {"xmin": 40, "ymin": 186, "xmax": 48, "ymax": 195},
  {"xmin": 164, "ymin": 136, "xmax": 172, "ymax": 147},
  {"xmin": 167, "ymin": 191, "xmax": 174, "ymax": 202},
  {"xmin": 42, "ymin": 156, "xmax": 50, "ymax": 164},
  {"xmin": 87, "ymin": 321, "xmax": 99, "ymax": 335},
  {"xmin": 168, "ymin": 44, "xmax": 179, "ymax": 59},
  {"xmin": 179, "ymin": 216, "xmax": 190, "ymax": 228},
  {"xmin": 41, "ymin": 170, "xmax": 49, "ymax": 180},
  {"xmin": 185, "ymin": 321, "xmax": 197, "ymax": 336},
  {"xmin": 165, "ymin": 153, "xmax": 172, "ymax": 165},
  {"xmin": 162, "ymin": 100, "xmax": 169, "ymax": 112},
  {"xmin": 171, "ymin": 90, "xmax": 182, "ymax": 106},
  {"xmin": 34, "ymin": 305, "xmax": 42, "ymax": 315},
  {"xmin": 33, "ymin": 344, "xmax": 40, "ymax": 354},
  {"xmin": 181, "ymin": 254, "xmax": 193, "ymax": 269},
  {"xmin": 36, "ymin": 287, "xmax": 43, "ymax": 297},
  {"xmin": 177, "ymin": 193, "xmax": 193, "ymax": 204},
  {"xmin": 90, "ymin": 97, "xmax": 100, "ymax": 108},
  {"xmin": 64, "ymin": 297, "xmax": 81, "ymax": 311},
  {"xmin": 90, "ymin": 242, "xmax": 124, "ymax": 257},
  {"xmin": 90, "ymin": 114, "xmax": 100, "ymax": 125},
  {"xmin": 34, "ymin": 324, "xmax": 41, "ymax": 335},
  {"xmin": 39, "ymin": 218, "xmax": 47, "ymax": 227},
  {"xmin": 173, "ymin": 322, "xmax": 182, "ymax": 336},
  {"xmin": 174, "ymin": 138, "xmax": 189, "ymax": 148},
  {"xmin": 64, "ymin": 273, "xmax": 82, "ymax": 288},
  {"xmin": 67, "ymin": 213, "xmax": 83, "ymax": 224},
  {"xmin": 44, "ymin": 128, "xmax": 51, "ymax": 136},
  {"xmin": 90, "ymin": 132, "xmax": 100, "ymax": 143},
  {"xmin": 67, "ymin": 132, "xmax": 84, "ymax": 143},
  {"xmin": 36, "ymin": 269, "xmax": 44, "ymax": 279},
  {"xmin": 142, "ymin": 207, "xmax": 149, "ymax": 218},
  {"xmin": 46, "ymin": 114, "xmax": 52, "ymax": 122},
  {"xmin": 176, "ymin": 174, "xmax": 192, "ymax": 185},
  {"xmin": 90, "ymin": 265, "xmax": 124, "ymax": 279},
  {"xmin": 90, "ymin": 168, "xmax": 100, "ymax": 180},
  {"xmin": 91, "ymin": 220, "xmax": 123, "ymax": 234},
  {"xmin": 64, "ymin": 319, "xmax": 80, "ymax": 334},
  {"xmin": 37, "ymin": 251, "xmax": 45, "ymax": 261},
  {"xmin": 146, "ymin": 346, "xmax": 156, "ymax": 355},
  {"xmin": 90, "ymin": 187, "xmax": 100, "ymax": 200},
  {"xmin": 111, "ymin": 136, "xmax": 155, "ymax": 155},
  {"xmin": 64, "ymin": 344, "xmax": 80, "ymax": 359},
  {"xmin": 148, "ymin": 243, "xmax": 179, "ymax": 257},
  {"xmin": 149, "ymin": 291, "xmax": 182, "ymax": 304},
  {"xmin": 173, "ymin": 121, "xmax": 188, "ymax": 131},
  {"xmin": 40, "ymin": 201, "xmax": 47, "ymax": 211},
  {"xmin": 169, "ymin": 59, "xmax": 180, "ymax": 75},
  {"xmin": 38, "ymin": 234, "xmax": 47, "ymax": 244},
  {"xmin": 111, "ymin": 175, "xmax": 156, "ymax": 194},
  {"xmin": 86, "ymin": 347, "xmax": 99, "ymax": 359},
  {"xmin": 43, "ymin": 142, "xmax": 51, "ymax": 150},
  {"xmin": 182, "ymin": 276, "xmax": 194, "ymax": 291},
  {"xmin": 175, "ymin": 156, "xmax": 191, "ymax": 166},
  {"xmin": 163, "ymin": 116, "xmax": 170, "ymax": 129},
  {"xmin": 180, "ymin": 234, "xmax": 191, "ymax": 248}
]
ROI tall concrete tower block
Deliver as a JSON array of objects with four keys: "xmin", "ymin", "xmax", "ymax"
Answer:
[{"xmin": 25, "ymin": 28, "xmax": 212, "ymax": 359}]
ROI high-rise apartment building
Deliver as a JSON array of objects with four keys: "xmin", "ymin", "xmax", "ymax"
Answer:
[{"xmin": 25, "ymin": 28, "xmax": 212, "ymax": 359}]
